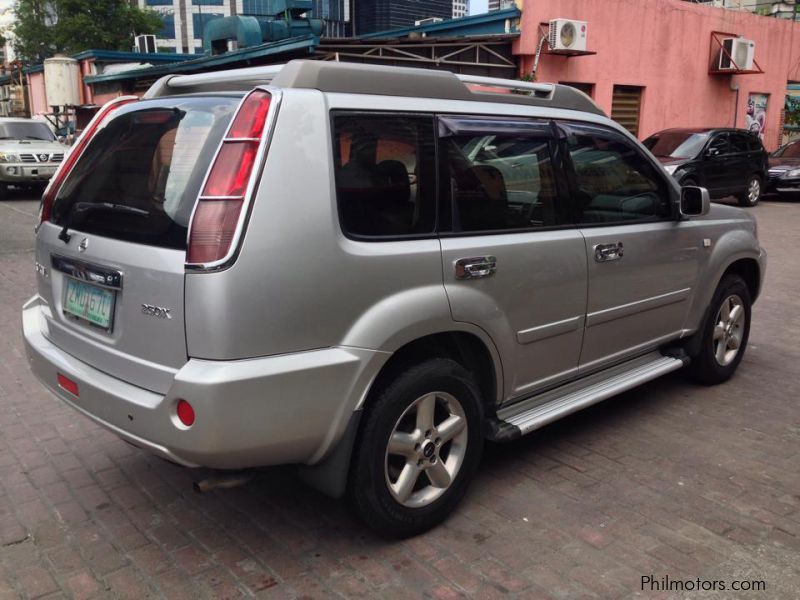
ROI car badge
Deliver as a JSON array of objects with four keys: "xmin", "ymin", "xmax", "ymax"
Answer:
[
  {"xmin": 39, "ymin": 153, "xmax": 49, "ymax": 162},
  {"xmin": 78, "ymin": 237, "xmax": 89, "ymax": 252}
]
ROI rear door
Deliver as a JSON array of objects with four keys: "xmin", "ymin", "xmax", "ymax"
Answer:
[
  {"xmin": 727, "ymin": 132, "xmax": 754, "ymax": 192},
  {"xmin": 36, "ymin": 95, "xmax": 240, "ymax": 393},
  {"xmin": 559, "ymin": 121, "xmax": 702, "ymax": 372},
  {"xmin": 700, "ymin": 132, "xmax": 731, "ymax": 195},
  {"xmin": 438, "ymin": 116, "xmax": 588, "ymax": 401}
]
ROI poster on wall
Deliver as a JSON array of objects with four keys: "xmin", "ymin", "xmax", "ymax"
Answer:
[{"xmin": 745, "ymin": 93, "xmax": 768, "ymax": 141}]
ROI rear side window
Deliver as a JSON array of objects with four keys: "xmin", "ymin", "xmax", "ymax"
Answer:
[
  {"xmin": 51, "ymin": 96, "xmax": 239, "ymax": 249},
  {"xmin": 563, "ymin": 123, "xmax": 671, "ymax": 224},
  {"xmin": 332, "ymin": 113, "xmax": 436, "ymax": 238},
  {"xmin": 730, "ymin": 133, "xmax": 751, "ymax": 154},
  {"xmin": 439, "ymin": 118, "xmax": 566, "ymax": 232}
]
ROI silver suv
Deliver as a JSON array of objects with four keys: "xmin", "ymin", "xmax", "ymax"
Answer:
[
  {"xmin": 22, "ymin": 61, "xmax": 766, "ymax": 537},
  {"xmin": 0, "ymin": 118, "xmax": 66, "ymax": 194}
]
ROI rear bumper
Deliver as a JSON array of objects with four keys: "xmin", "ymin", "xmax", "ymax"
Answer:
[{"xmin": 22, "ymin": 295, "xmax": 387, "ymax": 469}]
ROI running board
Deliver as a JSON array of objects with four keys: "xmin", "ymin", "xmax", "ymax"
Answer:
[{"xmin": 488, "ymin": 352, "xmax": 687, "ymax": 442}]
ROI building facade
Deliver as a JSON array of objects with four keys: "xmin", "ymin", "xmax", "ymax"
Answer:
[
  {"xmin": 311, "ymin": 0, "xmax": 352, "ymax": 37},
  {"xmin": 353, "ymin": 0, "xmax": 453, "ymax": 35},
  {"xmin": 516, "ymin": 0, "xmax": 800, "ymax": 150},
  {"xmin": 453, "ymin": 1, "xmax": 469, "ymax": 18},
  {"xmin": 136, "ymin": 0, "xmax": 240, "ymax": 54}
]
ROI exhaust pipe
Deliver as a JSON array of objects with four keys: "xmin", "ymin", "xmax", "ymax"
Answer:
[{"xmin": 193, "ymin": 470, "xmax": 254, "ymax": 493}]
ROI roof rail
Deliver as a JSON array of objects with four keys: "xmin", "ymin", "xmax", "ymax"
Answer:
[
  {"xmin": 144, "ymin": 60, "xmax": 605, "ymax": 116},
  {"xmin": 455, "ymin": 74, "xmax": 555, "ymax": 96}
]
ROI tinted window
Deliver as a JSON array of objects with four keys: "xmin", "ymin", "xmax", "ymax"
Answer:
[
  {"xmin": 776, "ymin": 142, "xmax": 800, "ymax": 158},
  {"xmin": 0, "ymin": 121, "xmax": 55, "ymax": 141},
  {"xmin": 52, "ymin": 96, "xmax": 238, "ymax": 249},
  {"xmin": 729, "ymin": 133, "xmax": 751, "ymax": 154},
  {"xmin": 333, "ymin": 113, "xmax": 436, "ymax": 238},
  {"xmin": 441, "ymin": 121, "xmax": 564, "ymax": 232},
  {"xmin": 643, "ymin": 131, "xmax": 708, "ymax": 159},
  {"xmin": 706, "ymin": 134, "xmax": 729, "ymax": 156},
  {"xmin": 564, "ymin": 124, "xmax": 671, "ymax": 224},
  {"xmin": 746, "ymin": 135, "xmax": 763, "ymax": 153}
]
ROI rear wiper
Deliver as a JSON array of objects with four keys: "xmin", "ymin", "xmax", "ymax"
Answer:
[{"xmin": 59, "ymin": 202, "xmax": 150, "ymax": 243}]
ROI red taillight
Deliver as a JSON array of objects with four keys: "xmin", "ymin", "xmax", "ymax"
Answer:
[
  {"xmin": 57, "ymin": 373, "xmax": 79, "ymax": 397},
  {"xmin": 187, "ymin": 90, "xmax": 272, "ymax": 266},
  {"xmin": 201, "ymin": 142, "xmax": 259, "ymax": 198},
  {"xmin": 176, "ymin": 399, "xmax": 195, "ymax": 427},
  {"xmin": 39, "ymin": 96, "xmax": 138, "ymax": 225}
]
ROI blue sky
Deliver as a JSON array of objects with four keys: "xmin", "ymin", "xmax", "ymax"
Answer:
[{"xmin": 471, "ymin": 0, "xmax": 489, "ymax": 14}]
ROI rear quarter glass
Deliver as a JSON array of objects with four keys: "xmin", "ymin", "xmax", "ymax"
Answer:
[{"xmin": 50, "ymin": 95, "xmax": 241, "ymax": 250}]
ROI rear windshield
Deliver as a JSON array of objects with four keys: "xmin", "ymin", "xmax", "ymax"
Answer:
[
  {"xmin": 775, "ymin": 142, "xmax": 800, "ymax": 158},
  {"xmin": 643, "ymin": 132, "xmax": 709, "ymax": 159},
  {"xmin": 51, "ymin": 96, "xmax": 239, "ymax": 249}
]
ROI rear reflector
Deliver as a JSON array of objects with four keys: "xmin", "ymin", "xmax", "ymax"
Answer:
[
  {"xmin": 176, "ymin": 399, "xmax": 195, "ymax": 427},
  {"xmin": 57, "ymin": 373, "xmax": 79, "ymax": 396},
  {"xmin": 186, "ymin": 199, "xmax": 243, "ymax": 264},
  {"xmin": 186, "ymin": 89, "xmax": 273, "ymax": 267},
  {"xmin": 38, "ymin": 96, "xmax": 138, "ymax": 226}
]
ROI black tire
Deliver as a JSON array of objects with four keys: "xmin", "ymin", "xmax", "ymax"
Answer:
[
  {"xmin": 737, "ymin": 174, "xmax": 761, "ymax": 207},
  {"xmin": 349, "ymin": 358, "xmax": 484, "ymax": 538},
  {"xmin": 686, "ymin": 274, "xmax": 751, "ymax": 385}
]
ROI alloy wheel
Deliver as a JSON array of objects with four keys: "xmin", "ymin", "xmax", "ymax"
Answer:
[
  {"xmin": 748, "ymin": 178, "xmax": 760, "ymax": 204},
  {"xmin": 384, "ymin": 391, "xmax": 468, "ymax": 508},
  {"xmin": 713, "ymin": 294, "xmax": 746, "ymax": 366}
]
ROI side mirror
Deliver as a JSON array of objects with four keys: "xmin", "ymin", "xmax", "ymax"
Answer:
[
  {"xmin": 680, "ymin": 186, "xmax": 710, "ymax": 217},
  {"xmin": 705, "ymin": 147, "xmax": 720, "ymax": 157}
]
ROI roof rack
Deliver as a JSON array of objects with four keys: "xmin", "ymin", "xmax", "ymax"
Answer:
[{"xmin": 144, "ymin": 60, "xmax": 605, "ymax": 116}]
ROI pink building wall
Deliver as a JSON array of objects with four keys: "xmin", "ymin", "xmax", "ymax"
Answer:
[
  {"xmin": 514, "ymin": 0, "xmax": 800, "ymax": 150},
  {"xmin": 26, "ymin": 72, "xmax": 48, "ymax": 116}
]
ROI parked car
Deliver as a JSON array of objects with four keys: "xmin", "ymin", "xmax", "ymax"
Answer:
[
  {"xmin": 642, "ymin": 128, "xmax": 769, "ymax": 207},
  {"xmin": 766, "ymin": 140, "xmax": 800, "ymax": 197},
  {"xmin": 0, "ymin": 118, "xmax": 66, "ymax": 194},
  {"xmin": 22, "ymin": 61, "xmax": 766, "ymax": 537}
]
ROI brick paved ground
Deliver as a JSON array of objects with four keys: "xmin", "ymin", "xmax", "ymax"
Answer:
[{"xmin": 1, "ymin": 193, "xmax": 799, "ymax": 599}]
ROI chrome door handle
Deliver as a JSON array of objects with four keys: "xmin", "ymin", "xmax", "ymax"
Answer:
[
  {"xmin": 594, "ymin": 242, "xmax": 624, "ymax": 262},
  {"xmin": 455, "ymin": 256, "xmax": 497, "ymax": 279}
]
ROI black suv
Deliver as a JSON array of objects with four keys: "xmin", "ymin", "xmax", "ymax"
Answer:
[{"xmin": 643, "ymin": 128, "xmax": 769, "ymax": 207}]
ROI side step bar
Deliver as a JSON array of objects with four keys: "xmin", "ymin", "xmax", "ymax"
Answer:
[{"xmin": 487, "ymin": 352, "xmax": 688, "ymax": 442}]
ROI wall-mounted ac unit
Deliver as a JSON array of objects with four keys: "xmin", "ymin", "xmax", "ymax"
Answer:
[
  {"xmin": 134, "ymin": 34, "xmax": 157, "ymax": 54},
  {"xmin": 549, "ymin": 19, "xmax": 588, "ymax": 52},
  {"xmin": 718, "ymin": 37, "xmax": 755, "ymax": 71}
]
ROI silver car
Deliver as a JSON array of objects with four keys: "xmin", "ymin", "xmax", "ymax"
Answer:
[
  {"xmin": 22, "ymin": 61, "xmax": 766, "ymax": 537},
  {"xmin": 0, "ymin": 118, "xmax": 66, "ymax": 193}
]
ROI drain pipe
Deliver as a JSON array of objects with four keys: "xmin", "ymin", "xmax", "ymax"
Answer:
[
  {"xmin": 530, "ymin": 33, "xmax": 548, "ymax": 81},
  {"xmin": 730, "ymin": 77, "xmax": 740, "ymax": 128}
]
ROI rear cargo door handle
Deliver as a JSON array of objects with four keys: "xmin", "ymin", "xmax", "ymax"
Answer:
[
  {"xmin": 455, "ymin": 256, "xmax": 497, "ymax": 279},
  {"xmin": 594, "ymin": 242, "xmax": 624, "ymax": 262}
]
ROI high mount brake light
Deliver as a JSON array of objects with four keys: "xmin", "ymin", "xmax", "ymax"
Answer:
[
  {"xmin": 186, "ymin": 89, "xmax": 272, "ymax": 266},
  {"xmin": 38, "ymin": 96, "xmax": 138, "ymax": 226}
]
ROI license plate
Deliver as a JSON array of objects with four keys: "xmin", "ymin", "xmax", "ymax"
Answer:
[{"xmin": 63, "ymin": 278, "xmax": 116, "ymax": 331}]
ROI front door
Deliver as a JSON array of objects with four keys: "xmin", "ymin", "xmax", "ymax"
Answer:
[
  {"xmin": 437, "ymin": 116, "xmax": 588, "ymax": 401},
  {"xmin": 559, "ymin": 121, "xmax": 702, "ymax": 372}
]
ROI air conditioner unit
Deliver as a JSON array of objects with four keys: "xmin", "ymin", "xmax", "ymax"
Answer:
[
  {"xmin": 134, "ymin": 34, "xmax": 157, "ymax": 54},
  {"xmin": 718, "ymin": 37, "xmax": 755, "ymax": 71},
  {"xmin": 549, "ymin": 18, "xmax": 588, "ymax": 52}
]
